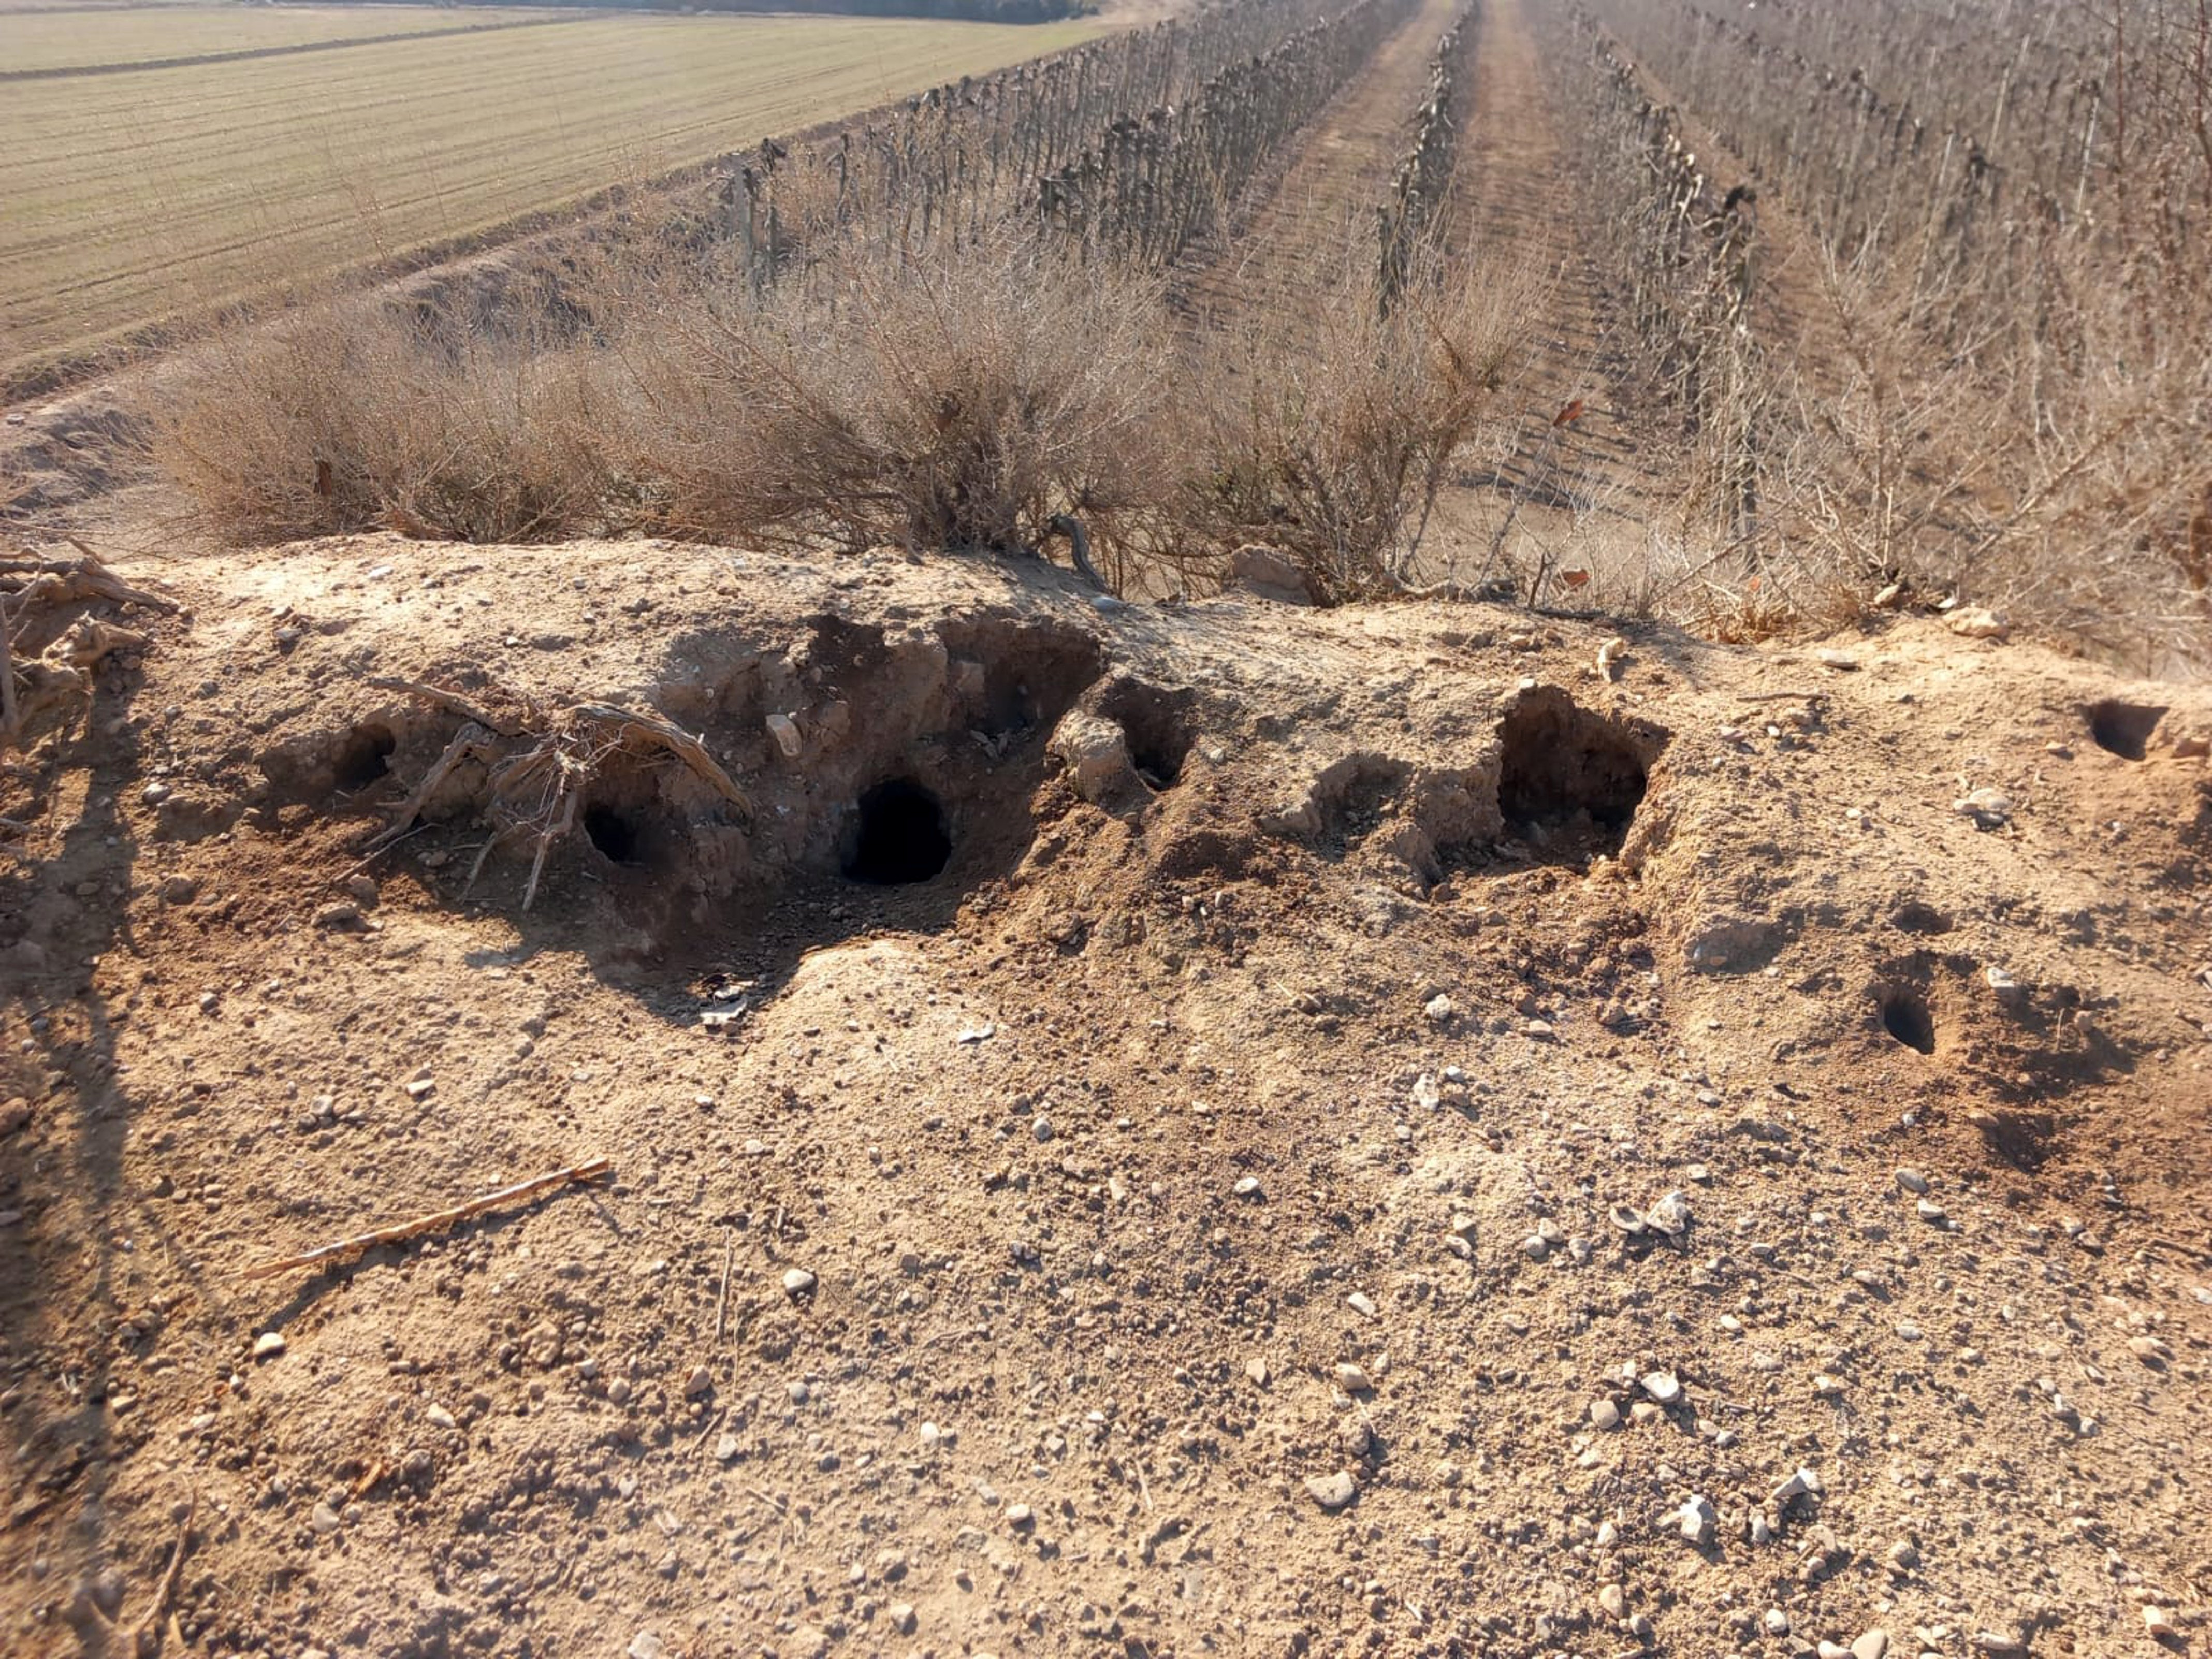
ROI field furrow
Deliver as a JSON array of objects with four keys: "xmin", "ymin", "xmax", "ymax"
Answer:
[{"xmin": 0, "ymin": 13, "xmax": 1104, "ymax": 381}]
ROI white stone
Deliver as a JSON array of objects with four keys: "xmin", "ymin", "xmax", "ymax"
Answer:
[
  {"xmin": 1678, "ymin": 1494, "xmax": 1716, "ymax": 1544},
  {"xmin": 1304, "ymin": 1470, "xmax": 1357, "ymax": 1511}
]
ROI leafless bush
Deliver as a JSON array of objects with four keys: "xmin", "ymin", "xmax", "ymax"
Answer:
[
  {"xmin": 157, "ymin": 281, "xmax": 614, "ymax": 544},
  {"xmin": 1576, "ymin": 0, "xmax": 2212, "ymax": 667},
  {"xmin": 1175, "ymin": 246, "xmax": 1533, "ymax": 603},
  {"xmin": 598, "ymin": 232, "xmax": 1183, "ymax": 570}
]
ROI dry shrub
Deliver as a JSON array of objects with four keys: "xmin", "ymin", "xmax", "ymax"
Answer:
[
  {"xmin": 1176, "ymin": 247, "xmax": 1532, "ymax": 603},
  {"xmin": 157, "ymin": 281, "xmax": 614, "ymax": 544},
  {"xmin": 599, "ymin": 232, "xmax": 1181, "ymax": 569},
  {"xmin": 1752, "ymin": 244, "xmax": 2212, "ymax": 669},
  {"xmin": 153, "ymin": 223, "xmax": 1544, "ymax": 609}
]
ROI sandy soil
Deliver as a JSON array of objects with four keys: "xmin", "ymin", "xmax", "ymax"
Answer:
[{"xmin": 2, "ymin": 535, "xmax": 2208, "ymax": 1658}]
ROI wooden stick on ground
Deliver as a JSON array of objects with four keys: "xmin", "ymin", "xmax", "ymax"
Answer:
[
  {"xmin": 125, "ymin": 1488, "xmax": 197, "ymax": 1658},
  {"xmin": 237, "ymin": 1158, "xmax": 613, "ymax": 1282},
  {"xmin": 369, "ymin": 722, "xmax": 497, "ymax": 851},
  {"xmin": 367, "ymin": 677, "xmax": 523, "ymax": 738},
  {"xmin": 0, "ymin": 593, "xmax": 18, "ymax": 745},
  {"xmin": 715, "ymin": 1229, "xmax": 735, "ymax": 1343},
  {"xmin": 575, "ymin": 702, "xmax": 752, "ymax": 816}
]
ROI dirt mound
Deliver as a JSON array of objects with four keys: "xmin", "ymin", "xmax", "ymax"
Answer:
[{"xmin": 3, "ymin": 536, "xmax": 2209, "ymax": 1658}]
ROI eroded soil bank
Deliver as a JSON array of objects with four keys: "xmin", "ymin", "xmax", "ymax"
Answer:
[{"xmin": 3, "ymin": 537, "xmax": 2208, "ymax": 1658}]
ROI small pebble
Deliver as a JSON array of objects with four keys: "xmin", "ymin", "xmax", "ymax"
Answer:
[
  {"xmin": 1678, "ymin": 1494, "xmax": 1716, "ymax": 1544},
  {"xmin": 1304, "ymin": 1471, "xmax": 1358, "ymax": 1511},
  {"xmin": 1345, "ymin": 1291, "xmax": 1378, "ymax": 1319},
  {"xmin": 1589, "ymin": 1398, "xmax": 1621, "ymax": 1431},
  {"xmin": 252, "ymin": 1332, "xmax": 286, "ymax": 1361},
  {"xmin": 782, "ymin": 1268, "xmax": 818, "ymax": 1296},
  {"xmin": 1640, "ymin": 1371, "xmax": 1681, "ymax": 1404},
  {"xmin": 1334, "ymin": 1362, "xmax": 1373, "ymax": 1394}
]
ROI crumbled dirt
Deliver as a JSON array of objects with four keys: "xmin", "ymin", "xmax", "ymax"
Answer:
[{"xmin": 3, "ymin": 535, "xmax": 2209, "ymax": 1659}]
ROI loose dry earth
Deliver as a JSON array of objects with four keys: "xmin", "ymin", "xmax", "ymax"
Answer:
[{"xmin": 2, "ymin": 537, "xmax": 2209, "ymax": 1659}]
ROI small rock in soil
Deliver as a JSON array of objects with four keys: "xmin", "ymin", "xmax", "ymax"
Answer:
[
  {"xmin": 1304, "ymin": 1471, "xmax": 1358, "ymax": 1511},
  {"xmin": 1677, "ymin": 1494, "xmax": 1716, "ymax": 1544}
]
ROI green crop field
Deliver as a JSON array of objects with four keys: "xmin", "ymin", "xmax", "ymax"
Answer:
[
  {"xmin": 1, "ymin": 5, "xmax": 563, "ymax": 72},
  {"xmin": 0, "ymin": 8, "xmax": 1104, "ymax": 386}
]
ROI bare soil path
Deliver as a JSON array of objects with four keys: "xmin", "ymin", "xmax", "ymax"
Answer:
[
  {"xmin": 1175, "ymin": 0, "xmax": 1462, "ymax": 331},
  {"xmin": 1423, "ymin": 0, "xmax": 1685, "ymax": 593}
]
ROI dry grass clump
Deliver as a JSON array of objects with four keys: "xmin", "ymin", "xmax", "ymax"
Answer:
[
  {"xmin": 157, "ymin": 288, "xmax": 614, "ymax": 545},
  {"xmin": 602, "ymin": 234, "xmax": 1181, "ymax": 570},
  {"xmin": 153, "ymin": 228, "xmax": 1538, "ymax": 606}
]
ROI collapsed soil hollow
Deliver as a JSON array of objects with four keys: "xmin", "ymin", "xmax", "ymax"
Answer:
[{"xmin": 1495, "ymin": 685, "xmax": 1664, "ymax": 857}]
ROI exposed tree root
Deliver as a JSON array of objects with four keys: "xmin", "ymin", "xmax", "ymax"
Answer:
[
  {"xmin": 373, "ymin": 681, "xmax": 752, "ymax": 910},
  {"xmin": 2, "ymin": 549, "xmax": 173, "ymax": 751}
]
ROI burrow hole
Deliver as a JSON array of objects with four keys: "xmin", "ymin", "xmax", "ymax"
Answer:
[
  {"xmin": 1096, "ymin": 678, "xmax": 1197, "ymax": 790},
  {"xmin": 1496, "ymin": 688, "xmax": 1663, "ymax": 856},
  {"xmin": 1878, "ymin": 984, "xmax": 1938, "ymax": 1055},
  {"xmin": 584, "ymin": 804, "xmax": 642, "ymax": 865},
  {"xmin": 845, "ymin": 779, "xmax": 952, "ymax": 885},
  {"xmin": 333, "ymin": 724, "xmax": 396, "ymax": 792},
  {"xmin": 2087, "ymin": 700, "xmax": 2165, "ymax": 761}
]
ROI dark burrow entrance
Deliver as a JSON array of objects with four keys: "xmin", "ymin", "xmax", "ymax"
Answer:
[
  {"xmin": 2087, "ymin": 700, "xmax": 2165, "ymax": 761},
  {"xmin": 1095, "ymin": 678, "xmax": 1197, "ymax": 790},
  {"xmin": 584, "ymin": 805, "xmax": 642, "ymax": 865},
  {"xmin": 333, "ymin": 723, "xmax": 396, "ymax": 792},
  {"xmin": 1495, "ymin": 688, "xmax": 1664, "ymax": 858},
  {"xmin": 1879, "ymin": 984, "xmax": 1938, "ymax": 1054},
  {"xmin": 845, "ymin": 779, "xmax": 952, "ymax": 885}
]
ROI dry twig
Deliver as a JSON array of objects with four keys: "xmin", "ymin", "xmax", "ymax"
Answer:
[
  {"xmin": 366, "ymin": 677, "xmax": 520, "ymax": 737},
  {"xmin": 126, "ymin": 1488, "xmax": 199, "ymax": 1658},
  {"xmin": 237, "ymin": 1158, "xmax": 612, "ymax": 1281}
]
